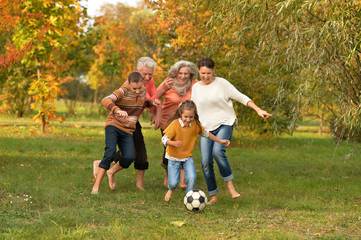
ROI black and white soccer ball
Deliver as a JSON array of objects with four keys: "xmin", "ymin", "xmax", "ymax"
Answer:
[{"xmin": 184, "ymin": 189, "xmax": 207, "ymax": 212}]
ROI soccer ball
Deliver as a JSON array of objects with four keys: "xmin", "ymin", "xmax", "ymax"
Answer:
[{"xmin": 184, "ymin": 189, "xmax": 207, "ymax": 212}]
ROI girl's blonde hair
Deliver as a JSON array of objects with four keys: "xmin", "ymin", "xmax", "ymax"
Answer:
[{"xmin": 167, "ymin": 100, "xmax": 202, "ymax": 129}]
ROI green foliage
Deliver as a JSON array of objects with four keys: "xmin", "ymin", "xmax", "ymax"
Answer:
[
  {"xmin": 0, "ymin": 64, "xmax": 33, "ymax": 117},
  {"xmin": 204, "ymin": 0, "xmax": 361, "ymax": 140},
  {"xmin": 143, "ymin": 0, "xmax": 297, "ymax": 135}
]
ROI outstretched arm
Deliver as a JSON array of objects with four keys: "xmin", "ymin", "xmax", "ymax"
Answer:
[
  {"xmin": 247, "ymin": 101, "xmax": 272, "ymax": 120},
  {"xmin": 208, "ymin": 133, "xmax": 230, "ymax": 146}
]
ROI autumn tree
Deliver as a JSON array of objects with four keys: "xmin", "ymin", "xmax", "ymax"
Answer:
[
  {"xmin": 143, "ymin": 0, "xmax": 286, "ymax": 134},
  {"xmin": 9, "ymin": 0, "xmax": 87, "ymax": 133},
  {"xmin": 86, "ymin": 3, "xmax": 147, "ymax": 102}
]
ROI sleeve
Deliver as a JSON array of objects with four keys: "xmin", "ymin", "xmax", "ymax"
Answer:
[
  {"xmin": 143, "ymin": 99, "xmax": 153, "ymax": 108},
  {"xmin": 190, "ymin": 83, "xmax": 198, "ymax": 102},
  {"xmin": 101, "ymin": 88, "xmax": 124, "ymax": 113},
  {"xmin": 198, "ymin": 124, "xmax": 208, "ymax": 137},
  {"xmin": 145, "ymin": 79, "xmax": 157, "ymax": 100},
  {"xmin": 163, "ymin": 120, "xmax": 176, "ymax": 140},
  {"xmin": 156, "ymin": 80, "xmax": 168, "ymax": 98},
  {"xmin": 224, "ymin": 80, "xmax": 251, "ymax": 106},
  {"xmin": 200, "ymin": 130, "xmax": 209, "ymax": 138},
  {"xmin": 161, "ymin": 134, "xmax": 170, "ymax": 147}
]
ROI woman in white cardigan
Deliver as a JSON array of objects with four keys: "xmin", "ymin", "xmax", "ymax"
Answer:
[{"xmin": 191, "ymin": 57, "xmax": 272, "ymax": 204}]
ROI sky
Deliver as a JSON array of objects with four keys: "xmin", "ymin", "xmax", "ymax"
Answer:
[{"xmin": 82, "ymin": 0, "xmax": 142, "ymax": 16}]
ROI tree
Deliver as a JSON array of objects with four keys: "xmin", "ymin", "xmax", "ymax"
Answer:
[
  {"xmin": 143, "ymin": 0, "xmax": 290, "ymax": 134},
  {"xmin": 86, "ymin": 3, "xmax": 147, "ymax": 101},
  {"xmin": 10, "ymin": 0, "xmax": 87, "ymax": 133},
  {"xmin": 204, "ymin": 0, "xmax": 361, "ymax": 140}
]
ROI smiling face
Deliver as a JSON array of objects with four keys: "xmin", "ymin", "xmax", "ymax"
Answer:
[
  {"xmin": 176, "ymin": 67, "xmax": 191, "ymax": 84},
  {"xmin": 180, "ymin": 109, "xmax": 195, "ymax": 126},
  {"xmin": 138, "ymin": 66, "xmax": 154, "ymax": 85},
  {"xmin": 198, "ymin": 66, "xmax": 215, "ymax": 85},
  {"xmin": 129, "ymin": 81, "xmax": 143, "ymax": 96}
]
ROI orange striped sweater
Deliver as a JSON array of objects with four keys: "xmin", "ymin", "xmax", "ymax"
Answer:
[{"xmin": 101, "ymin": 83, "xmax": 153, "ymax": 135}]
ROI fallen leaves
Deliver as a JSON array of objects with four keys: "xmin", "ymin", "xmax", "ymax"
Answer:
[{"xmin": 170, "ymin": 221, "xmax": 186, "ymax": 227}]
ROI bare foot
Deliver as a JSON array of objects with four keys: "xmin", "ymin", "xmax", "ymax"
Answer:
[
  {"xmin": 93, "ymin": 160, "xmax": 101, "ymax": 178},
  {"xmin": 165, "ymin": 190, "xmax": 173, "ymax": 202},
  {"xmin": 91, "ymin": 186, "xmax": 99, "ymax": 195},
  {"xmin": 207, "ymin": 195, "xmax": 217, "ymax": 205},
  {"xmin": 136, "ymin": 184, "xmax": 145, "ymax": 191},
  {"xmin": 230, "ymin": 191, "xmax": 241, "ymax": 199},
  {"xmin": 226, "ymin": 180, "xmax": 241, "ymax": 199},
  {"xmin": 107, "ymin": 171, "xmax": 116, "ymax": 190}
]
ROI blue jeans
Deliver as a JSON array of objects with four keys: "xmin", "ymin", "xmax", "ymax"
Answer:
[
  {"xmin": 99, "ymin": 126, "xmax": 135, "ymax": 170},
  {"xmin": 200, "ymin": 124, "xmax": 234, "ymax": 196},
  {"xmin": 168, "ymin": 157, "xmax": 196, "ymax": 193}
]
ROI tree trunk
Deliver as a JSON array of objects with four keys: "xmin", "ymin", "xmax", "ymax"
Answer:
[
  {"xmin": 93, "ymin": 88, "xmax": 98, "ymax": 104},
  {"xmin": 36, "ymin": 64, "xmax": 46, "ymax": 134},
  {"xmin": 319, "ymin": 115, "xmax": 323, "ymax": 136}
]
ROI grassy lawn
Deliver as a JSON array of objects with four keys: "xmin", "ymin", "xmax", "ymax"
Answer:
[{"xmin": 0, "ymin": 115, "xmax": 361, "ymax": 239}]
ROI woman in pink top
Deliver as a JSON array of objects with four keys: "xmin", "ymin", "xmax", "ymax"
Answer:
[{"xmin": 154, "ymin": 60, "xmax": 198, "ymax": 188}]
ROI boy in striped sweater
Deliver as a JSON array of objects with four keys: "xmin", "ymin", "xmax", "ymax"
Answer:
[{"xmin": 91, "ymin": 72, "xmax": 160, "ymax": 194}]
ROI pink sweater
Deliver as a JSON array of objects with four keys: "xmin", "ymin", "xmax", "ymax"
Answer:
[{"xmin": 158, "ymin": 79, "xmax": 198, "ymax": 130}]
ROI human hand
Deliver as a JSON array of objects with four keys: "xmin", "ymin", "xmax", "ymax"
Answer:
[
  {"xmin": 115, "ymin": 109, "xmax": 128, "ymax": 118},
  {"xmin": 151, "ymin": 108, "xmax": 162, "ymax": 130},
  {"xmin": 152, "ymin": 98, "xmax": 161, "ymax": 106},
  {"xmin": 164, "ymin": 77, "xmax": 174, "ymax": 90},
  {"xmin": 257, "ymin": 109, "xmax": 272, "ymax": 120},
  {"xmin": 220, "ymin": 139, "xmax": 230, "ymax": 146},
  {"xmin": 172, "ymin": 141, "xmax": 182, "ymax": 148}
]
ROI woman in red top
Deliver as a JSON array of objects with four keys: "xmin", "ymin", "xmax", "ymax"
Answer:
[{"xmin": 154, "ymin": 60, "xmax": 198, "ymax": 188}]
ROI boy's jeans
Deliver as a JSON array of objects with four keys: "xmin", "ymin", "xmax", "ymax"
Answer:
[{"xmin": 99, "ymin": 126, "xmax": 135, "ymax": 170}]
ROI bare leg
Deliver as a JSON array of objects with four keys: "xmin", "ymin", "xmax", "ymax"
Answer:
[
  {"xmin": 164, "ymin": 169, "xmax": 168, "ymax": 187},
  {"xmin": 179, "ymin": 168, "xmax": 187, "ymax": 190},
  {"xmin": 165, "ymin": 190, "xmax": 174, "ymax": 202},
  {"xmin": 93, "ymin": 160, "xmax": 101, "ymax": 178},
  {"xmin": 136, "ymin": 170, "xmax": 145, "ymax": 191},
  {"xmin": 91, "ymin": 167, "xmax": 106, "ymax": 194},
  {"xmin": 226, "ymin": 180, "xmax": 240, "ymax": 199},
  {"xmin": 207, "ymin": 195, "xmax": 218, "ymax": 205},
  {"xmin": 107, "ymin": 162, "xmax": 123, "ymax": 190}
]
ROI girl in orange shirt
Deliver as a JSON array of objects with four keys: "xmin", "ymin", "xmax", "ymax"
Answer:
[{"xmin": 162, "ymin": 100, "xmax": 230, "ymax": 202}]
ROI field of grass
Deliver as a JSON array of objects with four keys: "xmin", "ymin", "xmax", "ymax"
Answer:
[{"xmin": 1, "ymin": 114, "xmax": 361, "ymax": 239}]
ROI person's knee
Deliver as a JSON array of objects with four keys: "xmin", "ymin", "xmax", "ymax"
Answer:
[
  {"xmin": 187, "ymin": 175, "xmax": 196, "ymax": 185},
  {"xmin": 113, "ymin": 151, "xmax": 123, "ymax": 163},
  {"xmin": 134, "ymin": 161, "xmax": 149, "ymax": 170},
  {"xmin": 212, "ymin": 147, "xmax": 226, "ymax": 160},
  {"xmin": 201, "ymin": 160, "xmax": 213, "ymax": 172},
  {"xmin": 118, "ymin": 157, "xmax": 134, "ymax": 169}
]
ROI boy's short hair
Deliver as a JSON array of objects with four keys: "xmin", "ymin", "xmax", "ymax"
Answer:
[{"xmin": 128, "ymin": 72, "xmax": 144, "ymax": 83}]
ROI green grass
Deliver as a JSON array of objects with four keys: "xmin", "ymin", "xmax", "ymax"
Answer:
[{"xmin": 1, "ymin": 119, "xmax": 361, "ymax": 239}]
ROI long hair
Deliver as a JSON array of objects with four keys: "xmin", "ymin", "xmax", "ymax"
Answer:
[
  {"xmin": 167, "ymin": 100, "xmax": 202, "ymax": 129},
  {"xmin": 168, "ymin": 60, "xmax": 198, "ymax": 80}
]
